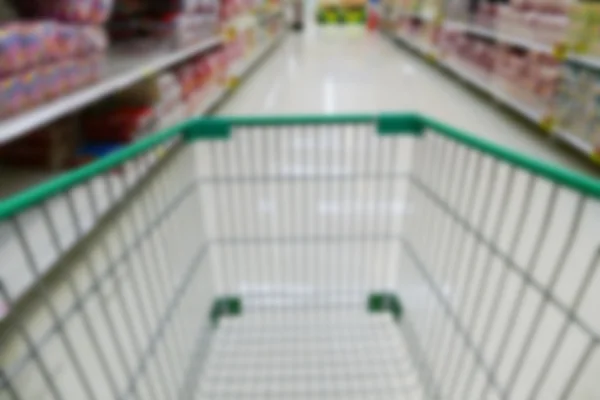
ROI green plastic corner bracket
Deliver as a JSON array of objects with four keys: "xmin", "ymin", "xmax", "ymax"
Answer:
[
  {"xmin": 210, "ymin": 296, "xmax": 242, "ymax": 325},
  {"xmin": 368, "ymin": 292, "xmax": 403, "ymax": 321},
  {"xmin": 184, "ymin": 118, "xmax": 232, "ymax": 141},
  {"xmin": 377, "ymin": 113, "xmax": 424, "ymax": 136}
]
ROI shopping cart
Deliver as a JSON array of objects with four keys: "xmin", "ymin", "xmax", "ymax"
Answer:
[{"xmin": 0, "ymin": 113, "xmax": 599, "ymax": 400}]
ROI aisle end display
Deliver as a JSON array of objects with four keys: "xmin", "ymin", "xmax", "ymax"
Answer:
[{"xmin": 317, "ymin": 0, "xmax": 367, "ymax": 24}]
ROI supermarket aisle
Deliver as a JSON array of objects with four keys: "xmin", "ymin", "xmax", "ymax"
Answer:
[
  {"xmin": 213, "ymin": 28, "xmax": 600, "ymax": 400},
  {"xmin": 220, "ymin": 27, "xmax": 590, "ymax": 172}
]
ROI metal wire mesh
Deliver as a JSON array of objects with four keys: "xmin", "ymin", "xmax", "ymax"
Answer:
[
  {"xmin": 197, "ymin": 311, "xmax": 421, "ymax": 400},
  {"xmin": 1, "ymin": 120, "xmax": 599, "ymax": 400},
  {"xmin": 400, "ymin": 130, "xmax": 600, "ymax": 400},
  {"xmin": 0, "ymin": 143, "xmax": 215, "ymax": 400},
  {"xmin": 194, "ymin": 124, "xmax": 412, "ymax": 304}
]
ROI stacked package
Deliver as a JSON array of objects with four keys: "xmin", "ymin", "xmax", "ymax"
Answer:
[
  {"xmin": 0, "ymin": 0, "xmax": 112, "ymax": 118},
  {"xmin": 0, "ymin": 22, "xmax": 107, "ymax": 118},
  {"xmin": 177, "ymin": 51, "xmax": 217, "ymax": 117}
]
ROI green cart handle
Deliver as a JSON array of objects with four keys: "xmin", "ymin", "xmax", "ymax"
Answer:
[{"xmin": 1, "ymin": 113, "xmax": 599, "ymax": 221}]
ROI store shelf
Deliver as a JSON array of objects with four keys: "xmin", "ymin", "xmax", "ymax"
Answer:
[
  {"xmin": 555, "ymin": 128, "xmax": 597, "ymax": 156},
  {"xmin": 443, "ymin": 21, "xmax": 554, "ymax": 54},
  {"xmin": 0, "ymin": 31, "xmax": 286, "ymax": 320},
  {"xmin": 0, "ymin": 36, "xmax": 222, "ymax": 146},
  {"xmin": 441, "ymin": 20, "xmax": 600, "ymax": 71},
  {"xmin": 391, "ymin": 31, "xmax": 438, "ymax": 59},
  {"xmin": 396, "ymin": 10, "xmax": 600, "ymax": 71},
  {"xmin": 568, "ymin": 54, "xmax": 600, "ymax": 70},
  {"xmin": 386, "ymin": 31, "xmax": 598, "ymax": 161}
]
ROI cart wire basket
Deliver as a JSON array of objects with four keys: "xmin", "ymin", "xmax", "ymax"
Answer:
[{"xmin": 0, "ymin": 113, "xmax": 599, "ymax": 400}]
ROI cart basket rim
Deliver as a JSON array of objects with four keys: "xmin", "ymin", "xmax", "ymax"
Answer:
[{"xmin": 0, "ymin": 112, "xmax": 598, "ymax": 220}]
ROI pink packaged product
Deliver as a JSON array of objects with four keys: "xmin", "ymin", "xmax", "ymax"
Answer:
[
  {"xmin": 50, "ymin": 24, "xmax": 108, "ymax": 60},
  {"xmin": 0, "ymin": 54, "xmax": 103, "ymax": 118},
  {"xmin": 0, "ymin": 22, "xmax": 107, "ymax": 79},
  {"xmin": 0, "ymin": 25, "xmax": 25, "ymax": 77},
  {"xmin": 0, "ymin": 76, "xmax": 25, "ymax": 117},
  {"xmin": 14, "ymin": 0, "xmax": 114, "ymax": 24},
  {"xmin": 17, "ymin": 23, "xmax": 45, "ymax": 69},
  {"xmin": 21, "ymin": 69, "xmax": 46, "ymax": 107},
  {"xmin": 40, "ymin": 63, "xmax": 65, "ymax": 99}
]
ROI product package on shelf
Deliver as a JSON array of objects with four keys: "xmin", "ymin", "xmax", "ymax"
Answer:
[
  {"xmin": 0, "ymin": 22, "xmax": 107, "ymax": 118},
  {"xmin": 442, "ymin": 0, "xmax": 570, "ymax": 47},
  {"xmin": 0, "ymin": 117, "xmax": 79, "ymax": 170},
  {"xmin": 437, "ymin": 25, "xmax": 559, "ymax": 112},
  {"xmin": 494, "ymin": 46, "xmax": 559, "ymax": 112},
  {"xmin": 177, "ymin": 46, "xmax": 228, "ymax": 117},
  {"xmin": 387, "ymin": 0, "xmax": 600, "ymax": 159},
  {"xmin": 452, "ymin": 34, "xmax": 495, "ymax": 75}
]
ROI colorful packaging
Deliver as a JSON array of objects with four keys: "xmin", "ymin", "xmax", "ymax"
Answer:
[
  {"xmin": 21, "ymin": 69, "xmax": 45, "ymax": 107},
  {"xmin": 0, "ymin": 75, "xmax": 25, "ymax": 117},
  {"xmin": 40, "ymin": 63, "xmax": 62, "ymax": 99},
  {"xmin": 0, "ymin": 25, "xmax": 25, "ymax": 77},
  {"xmin": 18, "ymin": 24, "xmax": 45, "ymax": 69}
]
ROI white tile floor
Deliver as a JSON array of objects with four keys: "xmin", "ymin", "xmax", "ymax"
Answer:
[{"xmin": 218, "ymin": 27, "xmax": 594, "ymax": 173}]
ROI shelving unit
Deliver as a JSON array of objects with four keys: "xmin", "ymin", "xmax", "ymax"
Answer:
[
  {"xmin": 443, "ymin": 20, "xmax": 555, "ymax": 54},
  {"xmin": 383, "ymin": 14, "xmax": 600, "ymax": 164},
  {"xmin": 0, "ymin": 25, "xmax": 286, "ymax": 319},
  {"xmin": 0, "ymin": 37, "xmax": 223, "ymax": 145},
  {"xmin": 397, "ymin": 12, "xmax": 600, "ymax": 71}
]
